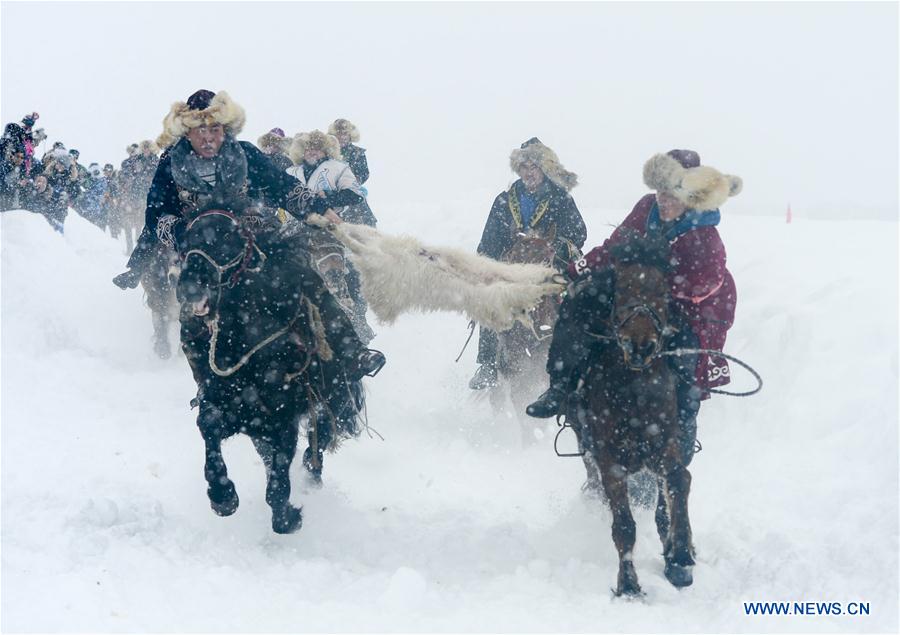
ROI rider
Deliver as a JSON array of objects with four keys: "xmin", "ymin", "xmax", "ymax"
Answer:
[
  {"xmin": 327, "ymin": 118, "xmax": 377, "ymax": 227},
  {"xmin": 526, "ymin": 149, "xmax": 742, "ymax": 463},
  {"xmin": 257, "ymin": 127, "xmax": 293, "ymax": 172},
  {"xmin": 469, "ymin": 137, "xmax": 587, "ymax": 390},
  {"xmin": 111, "ymin": 89, "xmax": 385, "ymax": 381},
  {"xmin": 285, "ymin": 130, "xmax": 374, "ymax": 343}
]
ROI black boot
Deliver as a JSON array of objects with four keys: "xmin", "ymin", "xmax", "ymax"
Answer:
[
  {"xmin": 469, "ymin": 363, "xmax": 498, "ymax": 390},
  {"xmin": 348, "ymin": 349, "xmax": 386, "ymax": 381},
  {"xmin": 112, "ymin": 267, "xmax": 142, "ymax": 289},
  {"xmin": 526, "ymin": 382, "xmax": 567, "ymax": 418}
]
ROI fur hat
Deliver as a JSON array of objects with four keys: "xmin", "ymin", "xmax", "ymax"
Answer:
[
  {"xmin": 328, "ymin": 118, "xmax": 360, "ymax": 142},
  {"xmin": 643, "ymin": 150, "xmax": 742, "ymax": 211},
  {"xmin": 126, "ymin": 143, "xmax": 139, "ymax": 157},
  {"xmin": 509, "ymin": 137, "xmax": 578, "ymax": 192},
  {"xmin": 32, "ymin": 128, "xmax": 47, "ymax": 144},
  {"xmin": 138, "ymin": 139, "xmax": 159, "ymax": 155},
  {"xmin": 157, "ymin": 89, "xmax": 246, "ymax": 148},
  {"xmin": 289, "ymin": 130, "xmax": 342, "ymax": 165},
  {"xmin": 257, "ymin": 127, "xmax": 289, "ymax": 154},
  {"xmin": 45, "ymin": 148, "xmax": 73, "ymax": 169}
]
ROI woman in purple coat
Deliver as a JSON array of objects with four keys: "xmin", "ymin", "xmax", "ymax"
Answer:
[{"xmin": 526, "ymin": 149, "xmax": 742, "ymax": 463}]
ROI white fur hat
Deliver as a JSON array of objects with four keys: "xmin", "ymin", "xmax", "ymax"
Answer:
[
  {"xmin": 157, "ymin": 90, "xmax": 246, "ymax": 148},
  {"xmin": 138, "ymin": 139, "xmax": 159, "ymax": 155},
  {"xmin": 328, "ymin": 118, "xmax": 360, "ymax": 142},
  {"xmin": 510, "ymin": 137, "xmax": 578, "ymax": 192},
  {"xmin": 643, "ymin": 151, "xmax": 743, "ymax": 211},
  {"xmin": 257, "ymin": 128, "xmax": 289, "ymax": 153},
  {"xmin": 289, "ymin": 130, "xmax": 342, "ymax": 165}
]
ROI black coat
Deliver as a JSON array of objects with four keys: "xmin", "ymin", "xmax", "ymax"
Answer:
[
  {"xmin": 341, "ymin": 144, "xmax": 369, "ymax": 184},
  {"xmin": 268, "ymin": 152, "xmax": 293, "ymax": 173},
  {"xmin": 477, "ymin": 179, "xmax": 587, "ymax": 268},
  {"xmin": 127, "ymin": 138, "xmax": 319, "ymax": 271}
]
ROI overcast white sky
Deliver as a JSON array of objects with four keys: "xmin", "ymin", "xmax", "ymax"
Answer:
[{"xmin": 2, "ymin": 1, "xmax": 898, "ymax": 220}]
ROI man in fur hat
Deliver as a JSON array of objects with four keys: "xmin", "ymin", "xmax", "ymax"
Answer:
[
  {"xmin": 469, "ymin": 137, "xmax": 587, "ymax": 390},
  {"xmin": 257, "ymin": 127, "xmax": 293, "ymax": 172},
  {"xmin": 285, "ymin": 130, "xmax": 374, "ymax": 342},
  {"xmin": 327, "ymin": 118, "xmax": 376, "ymax": 227},
  {"xmin": 526, "ymin": 149, "xmax": 742, "ymax": 464},
  {"xmin": 111, "ymin": 89, "xmax": 384, "ymax": 381}
]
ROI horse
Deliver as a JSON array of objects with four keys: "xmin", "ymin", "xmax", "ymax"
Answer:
[
  {"xmin": 490, "ymin": 226, "xmax": 562, "ymax": 444},
  {"xmin": 567, "ymin": 232, "xmax": 695, "ymax": 596},
  {"xmin": 175, "ymin": 210, "xmax": 361, "ymax": 533},
  {"xmin": 140, "ymin": 243, "xmax": 180, "ymax": 359}
]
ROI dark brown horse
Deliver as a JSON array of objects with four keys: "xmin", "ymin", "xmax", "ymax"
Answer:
[
  {"xmin": 490, "ymin": 226, "xmax": 562, "ymax": 444},
  {"xmin": 569, "ymin": 233, "xmax": 694, "ymax": 596}
]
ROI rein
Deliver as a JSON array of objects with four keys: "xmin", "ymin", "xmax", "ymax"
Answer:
[{"xmin": 183, "ymin": 210, "xmax": 298, "ymax": 378}]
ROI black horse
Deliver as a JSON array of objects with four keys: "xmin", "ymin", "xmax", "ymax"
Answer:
[
  {"xmin": 566, "ymin": 233, "xmax": 696, "ymax": 596},
  {"xmin": 176, "ymin": 210, "xmax": 363, "ymax": 533}
]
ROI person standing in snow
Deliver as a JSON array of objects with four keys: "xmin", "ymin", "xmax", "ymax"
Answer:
[
  {"xmin": 29, "ymin": 148, "xmax": 74, "ymax": 232},
  {"xmin": 79, "ymin": 162, "xmax": 109, "ymax": 229},
  {"xmin": 468, "ymin": 137, "xmax": 587, "ymax": 390},
  {"xmin": 525, "ymin": 149, "xmax": 741, "ymax": 465},
  {"xmin": 257, "ymin": 127, "xmax": 293, "ymax": 172}
]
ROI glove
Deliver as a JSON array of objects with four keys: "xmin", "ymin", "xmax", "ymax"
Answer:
[{"xmin": 112, "ymin": 268, "xmax": 142, "ymax": 290}]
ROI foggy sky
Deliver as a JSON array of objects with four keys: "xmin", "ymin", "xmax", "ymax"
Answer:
[{"xmin": 2, "ymin": 1, "xmax": 898, "ymax": 221}]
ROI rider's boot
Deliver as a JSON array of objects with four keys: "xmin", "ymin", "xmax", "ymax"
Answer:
[
  {"xmin": 469, "ymin": 363, "xmax": 498, "ymax": 390},
  {"xmin": 305, "ymin": 270, "xmax": 386, "ymax": 382},
  {"xmin": 526, "ymin": 376, "xmax": 569, "ymax": 418},
  {"xmin": 113, "ymin": 267, "xmax": 142, "ymax": 289},
  {"xmin": 348, "ymin": 348, "xmax": 386, "ymax": 381},
  {"xmin": 469, "ymin": 326, "xmax": 499, "ymax": 390}
]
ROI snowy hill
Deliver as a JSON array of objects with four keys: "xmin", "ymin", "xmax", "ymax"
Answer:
[{"xmin": 1, "ymin": 207, "xmax": 897, "ymax": 632}]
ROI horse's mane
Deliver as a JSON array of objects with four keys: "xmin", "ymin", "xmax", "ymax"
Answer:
[{"xmin": 608, "ymin": 230, "xmax": 675, "ymax": 272}]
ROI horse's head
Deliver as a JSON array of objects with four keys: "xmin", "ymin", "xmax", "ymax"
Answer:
[
  {"xmin": 609, "ymin": 232, "xmax": 674, "ymax": 370},
  {"xmin": 502, "ymin": 225, "xmax": 557, "ymax": 266},
  {"xmin": 177, "ymin": 210, "xmax": 256, "ymax": 318}
]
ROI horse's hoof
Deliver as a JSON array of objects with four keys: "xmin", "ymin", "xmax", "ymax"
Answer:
[
  {"xmin": 208, "ymin": 484, "xmax": 239, "ymax": 517},
  {"xmin": 615, "ymin": 564, "xmax": 643, "ymax": 597},
  {"xmin": 272, "ymin": 505, "xmax": 303, "ymax": 534},
  {"xmin": 612, "ymin": 585, "xmax": 645, "ymax": 599},
  {"xmin": 664, "ymin": 562, "xmax": 694, "ymax": 588}
]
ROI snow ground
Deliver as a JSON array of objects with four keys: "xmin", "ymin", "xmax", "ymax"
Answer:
[{"xmin": 1, "ymin": 205, "xmax": 898, "ymax": 633}]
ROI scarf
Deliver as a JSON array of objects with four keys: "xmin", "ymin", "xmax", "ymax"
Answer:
[
  {"xmin": 646, "ymin": 201, "xmax": 721, "ymax": 241},
  {"xmin": 170, "ymin": 136, "xmax": 250, "ymax": 213}
]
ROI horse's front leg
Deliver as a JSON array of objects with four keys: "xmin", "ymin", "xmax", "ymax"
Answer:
[
  {"xmin": 266, "ymin": 420, "xmax": 303, "ymax": 534},
  {"xmin": 599, "ymin": 456, "xmax": 641, "ymax": 596},
  {"xmin": 198, "ymin": 407, "xmax": 239, "ymax": 517},
  {"xmin": 661, "ymin": 463, "xmax": 694, "ymax": 588}
]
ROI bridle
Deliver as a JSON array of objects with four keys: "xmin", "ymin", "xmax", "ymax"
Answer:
[
  {"xmin": 182, "ymin": 210, "xmax": 295, "ymax": 378},
  {"xmin": 613, "ymin": 301, "xmax": 670, "ymax": 370},
  {"xmin": 182, "ymin": 210, "xmax": 267, "ymax": 289}
]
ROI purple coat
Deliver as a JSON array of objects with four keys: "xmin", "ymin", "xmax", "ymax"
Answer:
[{"xmin": 569, "ymin": 194, "xmax": 736, "ymax": 395}]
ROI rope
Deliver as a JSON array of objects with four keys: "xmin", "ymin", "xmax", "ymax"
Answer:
[
  {"xmin": 207, "ymin": 318, "xmax": 292, "ymax": 378},
  {"xmin": 454, "ymin": 320, "xmax": 477, "ymax": 363},
  {"xmin": 655, "ymin": 348, "xmax": 763, "ymax": 397}
]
